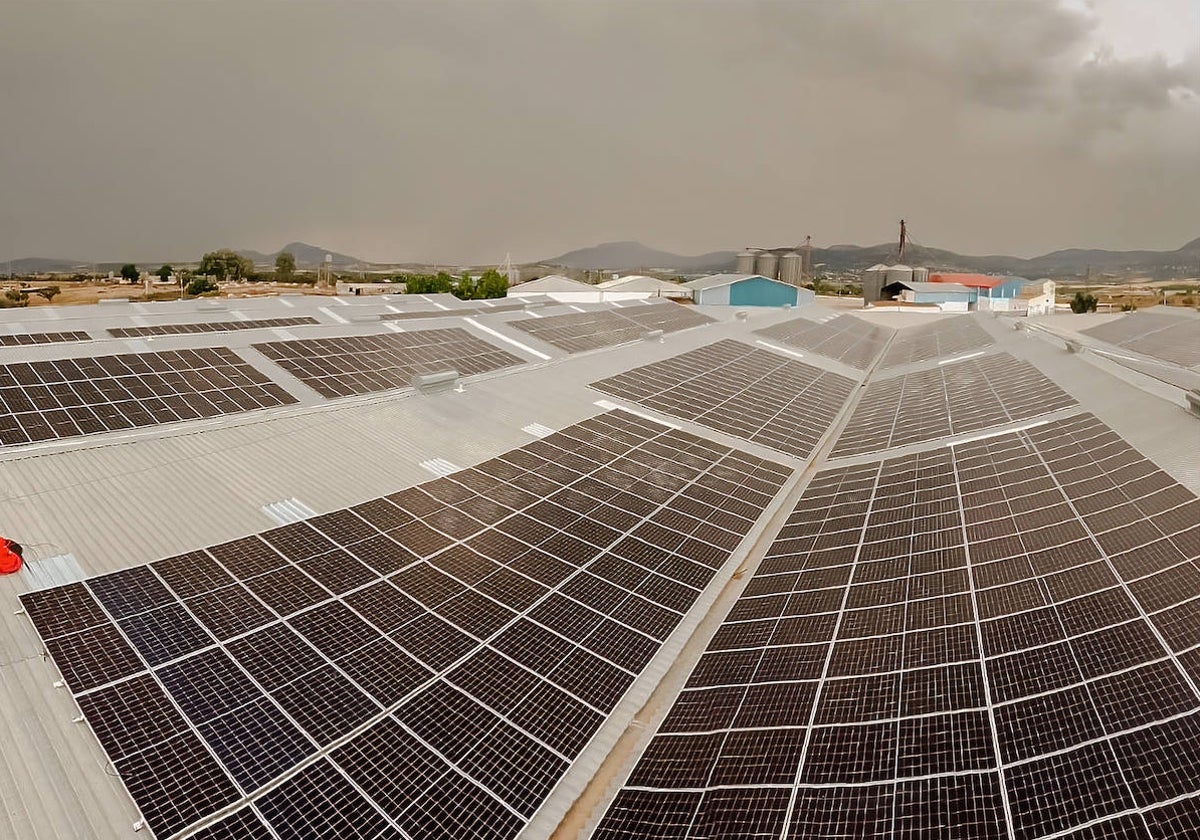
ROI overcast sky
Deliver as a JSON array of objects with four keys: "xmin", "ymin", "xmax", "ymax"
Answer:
[{"xmin": 1, "ymin": 0, "xmax": 1197, "ymax": 264}]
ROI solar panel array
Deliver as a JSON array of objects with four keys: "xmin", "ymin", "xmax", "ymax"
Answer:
[
  {"xmin": 832, "ymin": 352, "xmax": 1077, "ymax": 457},
  {"xmin": 252, "ymin": 328, "xmax": 524, "ymax": 398},
  {"xmin": 0, "ymin": 348, "xmax": 296, "ymax": 448},
  {"xmin": 0, "ymin": 330, "xmax": 91, "ymax": 347},
  {"xmin": 22, "ymin": 409, "xmax": 792, "ymax": 840},
  {"xmin": 108, "ymin": 317, "xmax": 320, "ymax": 339},
  {"xmin": 381, "ymin": 302, "xmax": 528, "ymax": 321},
  {"xmin": 596, "ymin": 412, "xmax": 1200, "ymax": 840},
  {"xmin": 508, "ymin": 303, "xmax": 713, "ymax": 354},
  {"xmin": 755, "ymin": 315, "xmax": 894, "ymax": 370},
  {"xmin": 591, "ymin": 339, "xmax": 857, "ymax": 460},
  {"xmin": 880, "ymin": 316, "xmax": 995, "ymax": 369},
  {"xmin": 1083, "ymin": 312, "xmax": 1200, "ymax": 369}
]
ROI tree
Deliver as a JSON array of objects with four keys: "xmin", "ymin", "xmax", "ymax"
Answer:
[
  {"xmin": 198, "ymin": 249, "xmax": 253, "ymax": 283},
  {"xmin": 120, "ymin": 263, "xmax": 139, "ymax": 284},
  {"xmin": 35, "ymin": 285, "xmax": 60, "ymax": 302},
  {"xmin": 1070, "ymin": 291, "xmax": 1098, "ymax": 313},
  {"xmin": 454, "ymin": 271, "xmax": 478, "ymax": 301},
  {"xmin": 275, "ymin": 251, "xmax": 296, "ymax": 282},
  {"xmin": 157, "ymin": 264, "xmax": 172, "ymax": 282},
  {"xmin": 186, "ymin": 276, "xmax": 218, "ymax": 296},
  {"xmin": 474, "ymin": 269, "xmax": 508, "ymax": 300},
  {"xmin": 403, "ymin": 272, "xmax": 454, "ymax": 295},
  {"xmin": 0, "ymin": 289, "xmax": 29, "ymax": 308}
]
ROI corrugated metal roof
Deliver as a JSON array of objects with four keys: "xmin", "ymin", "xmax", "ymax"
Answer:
[
  {"xmin": 1, "ymin": 299, "xmax": 1199, "ymax": 840},
  {"xmin": 928, "ymin": 272, "xmax": 1018, "ymax": 289},
  {"xmin": 683, "ymin": 273, "xmax": 774, "ymax": 291},
  {"xmin": 900, "ymin": 281, "xmax": 973, "ymax": 295},
  {"xmin": 507, "ymin": 275, "xmax": 593, "ymax": 293}
]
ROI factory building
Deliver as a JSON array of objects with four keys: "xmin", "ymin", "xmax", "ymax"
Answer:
[
  {"xmin": 881, "ymin": 279, "xmax": 973, "ymax": 311},
  {"xmin": 686, "ymin": 273, "xmax": 811, "ymax": 307},
  {"xmin": 928, "ymin": 273, "xmax": 1030, "ymax": 310}
]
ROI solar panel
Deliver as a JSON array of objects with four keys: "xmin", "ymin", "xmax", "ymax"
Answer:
[
  {"xmin": 832, "ymin": 352, "xmax": 1077, "ymax": 457},
  {"xmin": 755, "ymin": 314, "xmax": 894, "ymax": 370},
  {"xmin": 880, "ymin": 315, "xmax": 996, "ymax": 369},
  {"xmin": 0, "ymin": 347, "xmax": 296, "ymax": 448},
  {"xmin": 1083, "ymin": 312, "xmax": 1200, "ymax": 369},
  {"xmin": 508, "ymin": 302, "xmax": 713, "ymax": 353},
  {"xmin": 0, "ymin": 330, "xmax": 91, "ymax": 346},
  {"xmin": 380, "ymin": 301, "xmax": 528, "ymax": 320},
  {"xmin": 594, "ymin": 412, "xmax": 1200, "ymax": 840},
  {"xmin": 591, "ymin": 339, "xmax": 856, "ymax": 459},
  {"xmin": 21, "ymin": 408, "xmax": 793, "ymax": 840},
  {"xmin": 108, "ymin": 317, "xmax": 319, "ymax": 338},
  {"xmin": 252, "ymin": 327, "xmax": 524, "ymax": 398}
]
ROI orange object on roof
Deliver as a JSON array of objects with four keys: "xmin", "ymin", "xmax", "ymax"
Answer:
[
  {"xmin": 0, "ymin": 539, "xmax": 22, "ymax": 575},
  {"xmin": 928, "ymin": 273, "xmax": 1010, "ymax": 290}
]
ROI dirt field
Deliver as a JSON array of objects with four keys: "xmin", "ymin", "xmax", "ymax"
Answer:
[{"xmin": 4, "ymin": 281, "xmax": 337, "ymax": 308}]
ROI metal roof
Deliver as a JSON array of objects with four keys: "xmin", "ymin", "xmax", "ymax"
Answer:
[
  {"xmin": 1, "ymin": 294, "xmax": 1198, "ymax": 840},
  {"xmin": 684, "ymin": 273, "xmax": 779, "ymax": 291}
]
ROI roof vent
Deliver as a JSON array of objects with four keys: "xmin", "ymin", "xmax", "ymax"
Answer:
[
  {"xmin": 1066, "ymin": 339, "xmax": 1084, "ymax": 354},
  {"xmin": 412, "ymin": 369, "xmax": 460, "ymax": 394},
  {"xmin": 642, "ymin": 329, "xmax": 664, "ymax": 343},
  {"xmin": 1186, "ymin": 390, "xmax": 1200, "ymax": 418},
  {"xmin": 735, "ymin": 311, "xmax": 749, "ymax": 321}
]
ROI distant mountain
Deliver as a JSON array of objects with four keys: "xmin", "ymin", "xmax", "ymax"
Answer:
[
  {"xmin": 236, "ymin": 242, "xmax": 363, "ymax": 268},
  {"xmin": 547, "ymin": 241, "xmax": 737, "ymax": 273},
  {"xmin": 543, "ymin": 237, "xmax": 1200, "ymax": 280}
]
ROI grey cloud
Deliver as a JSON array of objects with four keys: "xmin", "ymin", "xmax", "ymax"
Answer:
[{"xmin": 0, "ymin": 0, "xmax": 1196, "ymax": 264}]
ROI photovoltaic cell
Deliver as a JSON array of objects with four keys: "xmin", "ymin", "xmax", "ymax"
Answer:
[
  {"xmin": 108, "ymin": 317, "xmax": 319, "ymax": 338},
  {"xmin": 507, "ymin": 302, "xmax": 713, "ymax": 353},
  {"xmin": 252, "ymin": 327, "xmax": 523, "ymax": 398},
  {"xmin": 0, "ymin": 347, "xmax": 296, "ymax": 447},
  {"xmin": 755, "ymin": 314, "xmax": 894, "ymax": 369},
  {"xmin": 1082, "ymin": 311, "xmax": 1200, "ymax": 369},
  {"xmin": 591, "ymin": 339, "xmax": 856, "ymax": 459},
  {"xmin": 595, "ymin": 412, "xmax": 1200, "ymax": 840},
  {"xmin": 832, "ymin": 352, "xmax": 1077, "ymax": 456},
  {"xmin": 0, "ymin": 330, "xmax": 90, "ymax": 346},
  {"xmin": 21, "ymin": 409, "xmax": 792, "ymax": 839},
  {"xmin": 879, "ymin": 315, "xmax": 996, "ymax": 369}
]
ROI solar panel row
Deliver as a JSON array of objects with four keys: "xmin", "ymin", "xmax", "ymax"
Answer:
[
  {"xmin": 508, "ymin": 303, "xmax": 713, "ymax": 354},
  {"xmin": 0, "ymin": 347, "xmax": 297, "ymax": 447},
  {"xmin": 754, "ymin": 315, "xmax": 895, "ymax": 370},
  {"xmin": 1083, "ymin": 313, "xmax": 1200, "ymax": 370},
  {"xmin": 380, "ymin": 302, "xmax": 527, "ymax": 320},
  {"xmin": 595, "ymin": 412, "xmax": 1200, "ymax": 840},
  {"xmin": 22, "ymin": 409, "xmax": 793, "ymax": 840},
  {"xmin": 832, "ymin": 352, "xmax": 1077, "ymax": 457},
  {"xmin": 591, "ymin": 339, "xmax": 857, "ymax": 460},
  {"xmin": 880, "ymin": 316, "xmax": 995, "ymax": 370},
  {"xmin": 0, "ymin": 330, "xmax": 91, "ymax": 346},
  {"xmin": 108, "ymin": 317, "xmax": 319, "ymax": 338},
  {"xmin": 252, "ymin": 327, "xmax": 524, "ymax": 398}
]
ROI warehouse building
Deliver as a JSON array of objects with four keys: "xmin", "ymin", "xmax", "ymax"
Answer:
[
  {"xmin": 881, "ymin": 279, "xmax": 973, "ymax": 311},
  {"xmin": 685, "ymin": 273, "xmax": 811, "ymax": 307},
  {"xmin": 929, "ymin": 272, "xmax": 1030, "ymax": 310}
]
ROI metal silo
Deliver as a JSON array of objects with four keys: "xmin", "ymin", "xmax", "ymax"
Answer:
[
  {"xmin": 912, "ymin": 266, "xmax": 929, "ymax": 283},
  {"xmin": 779, "ymin": 252, "xmax": 803, "ymax": 285},
  {"xmin": 862, "ymin": 263, "xmax": 888, "ymax": 303},
  {"xmin": 754, "ymin": 251, "xmax": 779, "ymax": 280},
  {"xmin": 735, "ymin": 250, "xmax": 758, "ymax": 274},
  {"xmin": 885, "ymin": 264, "xmax": 913, "ymax": 285}
]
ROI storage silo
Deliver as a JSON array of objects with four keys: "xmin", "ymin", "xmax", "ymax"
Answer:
[
  {"xmin": 778, "ymin": 252, "xmax": 803, "ymax": 285},
  {"xmin": 754, "ymin": 251, "xmax": 779, "ymax": 280},
  {"xmin": 912, "ymin": 266, "xmax": 929, "ymax": 283},
  {"xmin": 862, "ymin": 263, "xmax": 888, "ymax": 304},
  {"xmin": 735, "ymin": 250, "xmax": 758, "ymax": 274},
  {"xmin": 885, "ymin": 264, "xmax": 913, "ymax": 285}
]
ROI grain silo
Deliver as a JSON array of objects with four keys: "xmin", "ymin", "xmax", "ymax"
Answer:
[
  {"xmin": 885, "ymin": 264, "xmax": 913, "ymax": 285},
  {"xmin": 862, "ymin": 264, "xmax": 888, "ymax": 304},
  {"xmin": 778, "ymin": 252, "xmax": 803, "ymax": 285},
  {"xmin": 754, "ymin": 251, "xmax": 779, "ymax": 280},
  {"xmin": 912, "ymin": 266, "xmax": 929, "ymax": 283},
  {"xmin": 735, "ymin": 250, "xmax": 758, "ymax": 274}
]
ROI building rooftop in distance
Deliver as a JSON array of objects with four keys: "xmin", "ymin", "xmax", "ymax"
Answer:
[{"xmin": 2, "ymin": 293, "xmax": 1199, "ymax": 840}]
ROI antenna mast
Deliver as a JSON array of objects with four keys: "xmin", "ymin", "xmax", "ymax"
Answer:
[
  {"xmin": 803, "ymin": 235, "xmax": 813, "ymax": 279},
  {"xmin": 898, "ymin": 219, "xmax": 907, "ymax": 262}
]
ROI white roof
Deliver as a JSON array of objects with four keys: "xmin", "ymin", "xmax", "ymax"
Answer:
[
  {"xmin": 508, "ymin": 274, "xmax": 594, "ymax": 293},
  {"xmin": 596, "ymin": 275, "xmax": 682, "ymax": 292},
  {"xmin": 684, "ymin": 273, "xmax": 777, "ymax": 291}
]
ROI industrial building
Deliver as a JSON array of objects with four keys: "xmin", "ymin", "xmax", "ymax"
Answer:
[
  {"xmin": 1, "ymin": 291, "xmax": 1199, "ymax": 840},
  {"xmin": 881, "ymin": 278, "xmax": 973, "ymax": 310},
  {"xmin": 685, "ymin": 273, "xmax": 811, "ymax": 307},
  {"xmin": 928, "ymin": 272, "xmax": 1031, "ymax": 309}
]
